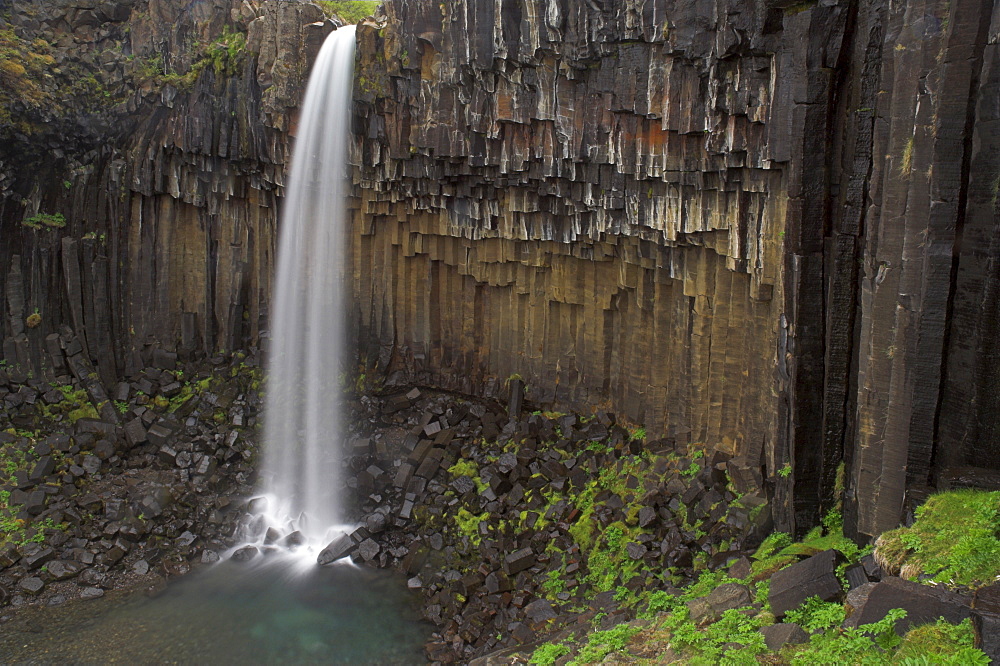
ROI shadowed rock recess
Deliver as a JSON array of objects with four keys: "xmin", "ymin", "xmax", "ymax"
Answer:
[{"xmin": 2, "ymin": 0, "xmax": 1000, "ymax": 547}]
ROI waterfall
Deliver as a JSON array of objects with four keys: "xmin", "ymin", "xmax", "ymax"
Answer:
[{"xmin": 257, "ymin": 25, "xmax": 357, "ymax": 557}]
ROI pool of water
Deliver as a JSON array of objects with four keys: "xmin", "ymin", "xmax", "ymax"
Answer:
[{"xmin": 0, "ymin": 558, "xmax": 432, "ymax": 665}]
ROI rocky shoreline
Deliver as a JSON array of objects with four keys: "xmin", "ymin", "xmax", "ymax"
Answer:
[{"xmin": 331, "ymin": 388, "xmax": 774, "ymax": 663}]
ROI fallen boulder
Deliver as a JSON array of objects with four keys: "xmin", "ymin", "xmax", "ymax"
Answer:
[{"xmin": 769, "ymin": 549, "xmax": 843, "ymax": 617}]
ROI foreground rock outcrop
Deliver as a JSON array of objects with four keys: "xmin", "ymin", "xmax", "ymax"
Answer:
[{"xmin": 0, "ymin": 335, "xmax": 262, "ymax": 609}]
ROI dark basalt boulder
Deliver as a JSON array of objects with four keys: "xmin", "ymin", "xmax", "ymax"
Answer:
[
  {"xmin": 761, "ymin": 623, "xmax": 809, "ymax": 651},
  {"xmin": 973, "ymin": 583, "xmax": 1000, "ymax": 662},
  {"xmin": 230, "ymin": 546, "xmax": 259, "ymax": 563},
  {"xmin": 687, "ymin": 583, "xmax": 754, "ymax": 624},
  {"xmin": 769, "ymin": 549, "xmax": 843, "ymax": 617},
  {"xmin": 844, "ymin": 577, "xmax": 972, "ymax": 634},
  {"xmin": 18, "ymin": 577, "xmax": 44, "ymax": 595},
  {"xmin": 317, "ymin": 534, "xmax": 355, "ymax": 565}
]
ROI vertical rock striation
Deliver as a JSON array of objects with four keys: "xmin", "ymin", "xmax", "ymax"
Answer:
[
  {"xmin": 351, "ymin": 0, "xmax": 847, "ymax": 531},
  {"xmin": 0, "ymin": 0, "xmax": 332, "ymax": 380},
  {"xmin": 839, "ymin": 0, "xmax": 1000, "ymax": 539},
  {"xmin": 351, "ymin": 0, "xmax": 1000, "ymax": 537},
  {"xmin": 2, "ymin": 0, "xmax": 1000, "ymax": 539}
]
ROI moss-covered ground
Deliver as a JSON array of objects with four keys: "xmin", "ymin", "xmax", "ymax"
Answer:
[{"xmin": 526, "ymin": 498, "xmax": 992, "ymax": 665}]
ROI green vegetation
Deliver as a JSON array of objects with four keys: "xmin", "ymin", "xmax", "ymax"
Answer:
[
  {"xmin": 132, "ymin": 26, "xmax": 247, "ymax": 92},
  {"xmin": 875, "ymin": 489, "xmax": 1000, "ymax": 587},
  {"xmin": 901, "ymin": 136, "xmax": 915, "ymax": 175},
  {"xmin": 784, "ymin": 595, "xmax": 845, "ymax": 632},
  {"xmin": 529, "ymin": 640, "xmax": 571, "ymax": 666},
  {"xmin": 204, "ymin": 26, "xmax": 247, "ymax": 76},
  {"xmin": 317, "ymin": 1, "xmax": 381, "ymax": 23},
  {"xmin": 447, "ymin": 458, "xmax": 488, "ymax": 492},
  {"xmin": 893, "ymin": 617, "xmax": 989, "ymax": 665},
  {"xmin": 0, "ymin": 436, "xmax": 68, "ymax": 548},
  {"xmin": 658, "ymin": 603, "xmax": 769, "ymax": 663},
  {"xmin": 788, "ymin": 608, "xmax": 904, "ymax": 665},
  {"xmin": 25, "ymin": 309, "xmax": 41, "ymax": 328},
  {"xmin": 37, "ymin": 384, "xmax": 99, "ymax": 423},
  {"xmin": 540, "ymin": 569, "xmax": 567, "ymax": 598},
  {"xmin": 0, "ymin": 26, "xmax": 55, "ymax": 133},
  {"xmin": 454, "ymin": 507, "xmax": 487, "ymax": 546},
  {"xmin": 23, "ymin": 212, "xmax": 66, "ymax": 230},
  {"xmin": 569, "ymin": 624, "xmax": 639, "ymax": 664},
  {"xmin": 584, "ymin": 522, "xmax": 643, "ymax": 593},
  {"xmin": 527, "ymin": 513, "xmax": 986, "ymax": 664}
]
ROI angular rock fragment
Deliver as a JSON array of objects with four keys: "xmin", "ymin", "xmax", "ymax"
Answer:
[
  {"xmin": 230, "ymin": 546, "xmax": 259, "ymax": 563},
  {"xmin": 46, "ymin": 560, "xmax": 84, "ymax": 581},
  {"xmin": 769, "ymin": 549, "xmax": 843, "ymax": 617},
  {"xmin": 317, "ymin": 534, "xmax": 356, "ymax": 565},
  {"xmin": 19, "ymin": 577, "xmax": 44, "ymax": 595},
  {"xmin": 22, "ymin": 546, "xmax": 55, "ymax": 570},
  {"xmin": 687, "ymin": 583, "xmax": 753, "ymax": 624},
  {"xmin": 845, "ymin": 576, "xmax": 971, "ymax": 634},
  {"xmin": 503, "ymin": 547, "xmax": 535, "ymax": 575},
  {"xmin": 973, "ymin": 594, "xmax": 1000, "ymax": 664},
  {"xmin": 80, "ymin": 586, "xmax": 104, "ymax": 599},
  {"xmin": 357, "ymin": 538, "xmax": 380, "ymax": 562},
  {"xmin": 761, "ymin": 623, "xmax": 809, "ymax": 650}
]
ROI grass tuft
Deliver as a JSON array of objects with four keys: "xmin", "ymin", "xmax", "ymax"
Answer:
[{"xmin": 875, "ymin": 489, "xmax": 1000, "ymax": 588}]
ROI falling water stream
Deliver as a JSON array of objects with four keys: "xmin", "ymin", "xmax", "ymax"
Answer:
[
  {"xmin": 0, "ymin": 26, "xmax": 432, "ymax": 663},
  {"xmin": 257, "ymin": 24, "xmax": 358, "ymax": 556}
]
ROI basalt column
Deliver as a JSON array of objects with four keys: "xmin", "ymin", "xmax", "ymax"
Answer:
[
  {"xmin": 350, "ymin": 0, "xmax": 856, "ymax": 532},
  {"xmin": 0, "ymin": 0, "xmax": 331, "ymax": 381}
]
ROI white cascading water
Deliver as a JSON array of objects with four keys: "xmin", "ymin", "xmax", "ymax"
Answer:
[{"xmin": 254, "ymin": 25, "xmax": 357, "ymax": 563}]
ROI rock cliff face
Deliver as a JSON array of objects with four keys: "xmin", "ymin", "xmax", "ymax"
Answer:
[
  {"xmin": 0, "ymin": 0, "xmax": 333, "ymax": 384},
  {"xmin": 349, "ymin": 0, "xmax": 1000, "ymax": 539},
  {"xmin": 2, "ymin": 0, "xmax": 1000, "ymax": 540}
]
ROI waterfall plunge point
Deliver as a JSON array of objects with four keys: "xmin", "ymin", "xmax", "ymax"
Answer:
[{"xmin": 250, "ymin": 25, "xmax": 358, "ymax": 566}]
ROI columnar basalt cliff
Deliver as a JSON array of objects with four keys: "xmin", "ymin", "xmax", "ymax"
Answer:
[
  {"xmin": 2, "ymin": 0, "xmax": 1000, "ymax": 543},
  {"xmin": 350, "ymin": 0, "xmax": 846, "ymax": 533},
  {"xmin": 348, "ymin": 0, "xmax": 1000, "ymax": 539},
  {"xmin": 0, "ymin": 0, "xmax": 333, "ymax": 383}
]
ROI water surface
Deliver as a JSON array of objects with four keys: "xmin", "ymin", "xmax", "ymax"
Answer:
[{"xmin": 0, "ymin": 558, "xmax": 431, "ymax": 665}]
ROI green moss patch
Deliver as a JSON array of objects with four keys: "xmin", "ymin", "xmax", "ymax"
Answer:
[
  {"xmin": 875, "ymin": 489, "xmax": 1000, "ymax": 588},
  {"xmin": 447, "ymin": 458, "xmax": 487, "ymax": 492},
  {"xmin": 316, "ymin": 1, "xmax": 381, "ymax": 23}
]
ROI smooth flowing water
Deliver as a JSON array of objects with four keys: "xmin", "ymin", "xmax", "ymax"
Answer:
[
  {"xmin": 0, "ymin": 559, "xmax": 431, "ymax": 665},
  {"xmin": 260, "ymin": 24, "xmax": 357, "ymax": 552},
  {"xmin": 0, "ymin": 30, "xmax": 435, "ymax": 663}
]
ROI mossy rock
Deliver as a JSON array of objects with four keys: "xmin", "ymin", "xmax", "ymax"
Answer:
[{"xmin": 875, "ymin": 489, "xmax": 1000, "ymax": 588}]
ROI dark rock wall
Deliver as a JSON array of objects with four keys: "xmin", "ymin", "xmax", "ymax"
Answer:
[
  {"xmin": 0, "ymin": 0, "xmax": 331, "ymax": 382},
  {"xmin": 351, "ymin": 0, "xmax": 1000, "ymax": 538},
  {"xmin": 3, "ymin": 0, "xmax": 1000, "ymax": 540},
  {"xmin": 350, "ymin": 0, "xmax": 825, "ymax": 517},
  {"xmin": 840, "ymin": 0, "xmax": 1000, "ymax": 539}
]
